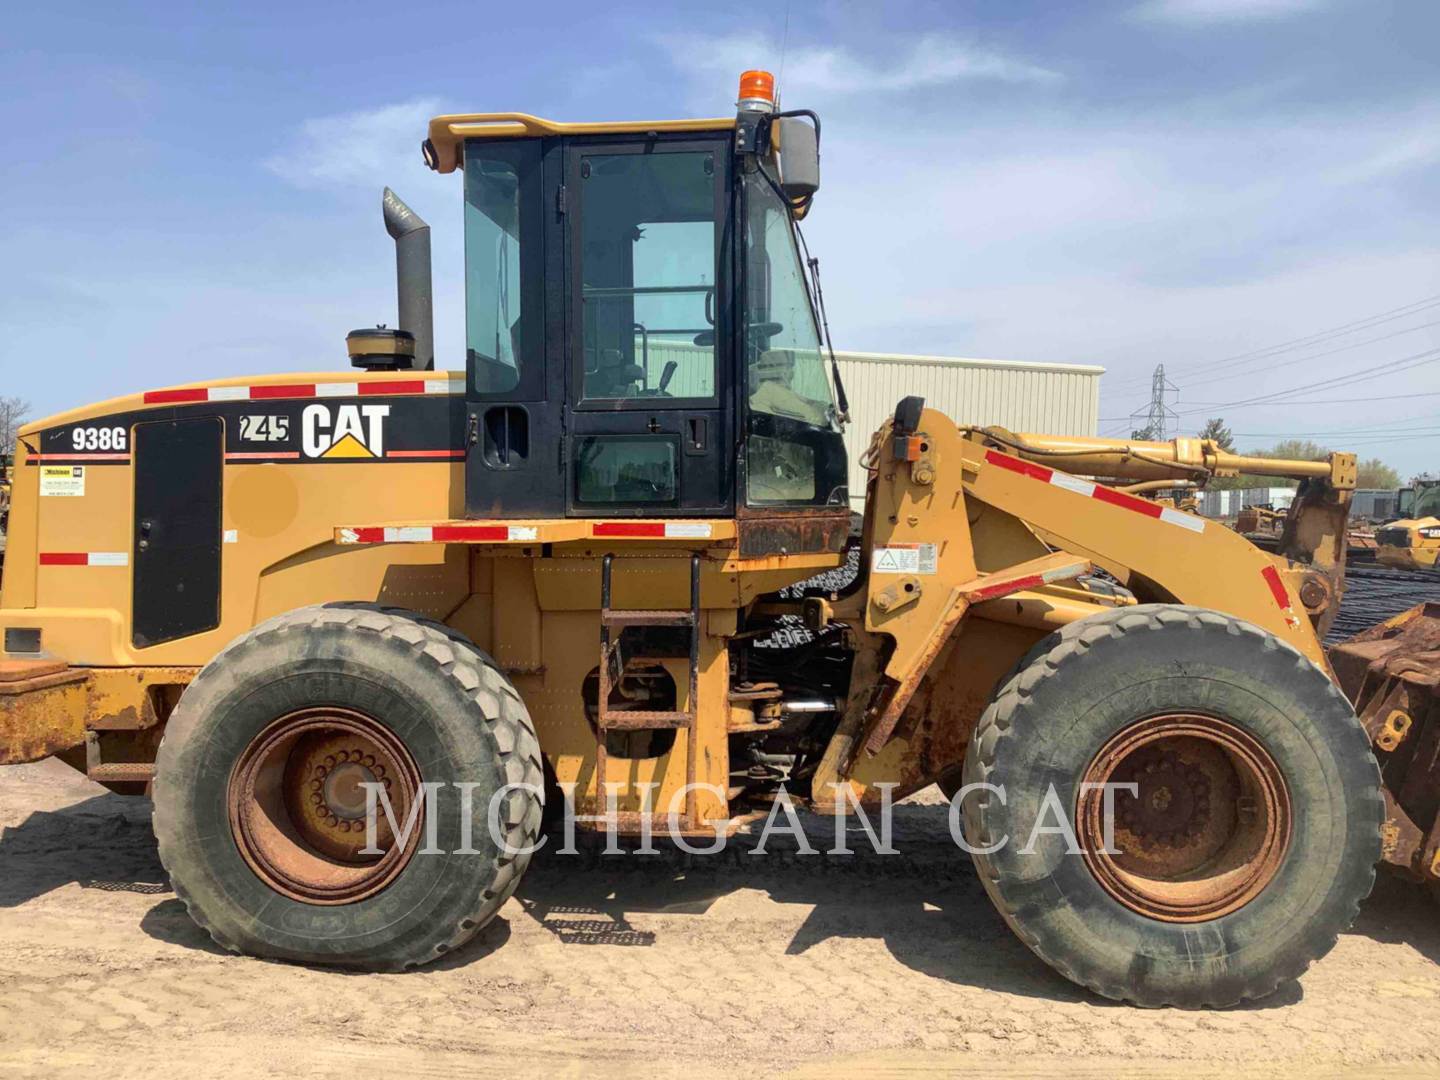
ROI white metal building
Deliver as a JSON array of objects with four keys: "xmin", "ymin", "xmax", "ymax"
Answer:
[{"xmin": 835, "ymin": 351, "xmax": 1104, "ymax": 508}]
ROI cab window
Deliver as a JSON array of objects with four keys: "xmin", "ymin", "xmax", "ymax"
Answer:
[
  {"xmin": 579, "ymin": 150, "xmax": 719, "ymax": 402},
  {"xmin": 464, "ymin": 140, "xmax": 542, "ymax": 397}
]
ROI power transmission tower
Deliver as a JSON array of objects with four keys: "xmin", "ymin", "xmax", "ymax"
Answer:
[{"xmin": 1129, "ymin": 363, "xmax": 1179, "ymax": 441}]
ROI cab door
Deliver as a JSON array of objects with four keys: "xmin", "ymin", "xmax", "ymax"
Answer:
[{"xmin": 564, "ymin": 137, "xmax": 733, "ymax": 517}]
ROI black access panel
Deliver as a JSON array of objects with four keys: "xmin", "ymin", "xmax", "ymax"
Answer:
[{"xmin": 132, "ymin": 416, "xmax": 223, "ymax": 647}]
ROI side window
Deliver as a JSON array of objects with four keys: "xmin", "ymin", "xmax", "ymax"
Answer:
[
  {"xmin": 579, "ymin": 151, "xmax": 718, "ymax": 401},
  {"xmin": 465, "ymin": 141, "xmax": 541, "ymax": 397},
  {"xmin": 574, "ymin": 436, "xmax": 678, "ymax": 506}
]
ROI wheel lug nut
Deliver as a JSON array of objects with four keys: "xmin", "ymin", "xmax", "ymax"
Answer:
[
  {"xmin": 324, "ymin": 755, "xmax": 336, "ymax": 768},
  {"xmin": 310, "ymin": 792, "xmax": 323, "ymax": 806}
]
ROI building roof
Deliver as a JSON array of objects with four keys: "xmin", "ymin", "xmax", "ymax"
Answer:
[{"xmin": 835, "ymin": 350, "xmax": 1106, "ymax": 376}]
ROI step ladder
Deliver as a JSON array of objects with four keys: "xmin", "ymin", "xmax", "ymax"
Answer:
[{"xmin": 597, "ymin": 552, "xmax": 701, "ymax": 832}]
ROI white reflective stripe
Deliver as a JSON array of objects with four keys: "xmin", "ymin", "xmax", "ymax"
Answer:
[
  {"xmin": 508, "ymin": 526, "xmax": 539, "ymax": 541},
  {"xmin": 424, "ymin": 380, "xmax": 459, "ymax": 394},
  {"xmin": 88, "ymin": 552, "xmax": 129, "ymax": 566},
  {"xmin": 1159, "ymin": 507, "xmax": 1205, "ymax": 534},
  {"xmin": 664, "ymin": 523, "xmax": 712, "ymax": 538},
  {"xmin": 223, "ymin": 529, "xmax": 238, "ymax": 543},
  {"xmin": 1049, "ymin": 472, "xmax": 1096, "ymax": 497},
  {"xmin": 1041, "ymin": 561, "xmax": 1089, "ymax": 583},
  {"xmin": 207, "ymin": 386, "xmax": 250, "ymax": 401},
  {"xmin": 390, "ymin": 527, "xmax": 434, "ymax": 542},
  {"xmin": 317, "ymin": 383, "xmax": 359, "ymax": 397},
  {"xmin": 338, "ymin": 528, "xmax": 360, "ymax": 544}
]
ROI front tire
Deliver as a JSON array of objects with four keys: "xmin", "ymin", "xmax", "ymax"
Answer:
[
  {"xmin": 961, "ymin": 604, "xmax": 1382, "ymax": 1007},
  {"xmin": 154, "ymin": 604, "xmax": 543, "ymax": 970}
]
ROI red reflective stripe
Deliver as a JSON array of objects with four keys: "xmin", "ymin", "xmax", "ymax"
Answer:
[
  {"xmin": 250, "ymin": 384, "xmax": 313, "ymax": 399},
  {"xmin": 385, "ymin": 449, "xmax": 465, "ymax": 459},
  {"xmin": 39, "ymin": 552, "xmax": 88, "ymax": 566},
  {"xmin": 1260, "ymin": 565, "xmax": 1290, "ymax": 609},
  {"xmin": 359, "ymin": 380, "xmax": 425, "ymax": 396},
  {"xmin": 144, "ymin": 388, "xmax": 208, "ymax": 404},
  {"xmin": 593, "ymin": 522, "xmax": 666, "ymax": 537},
  {"xmin": 348, "ymin": 528, "xmax": 387, "ymax": 544},
  {"xmin": 970, "ymin": 573, "xmax": 1044, "ymax": 602},
  {"xmin": 984, "ymin": 449, "xmax": 1052, "ymax": 483},
  {"xmin": 432, "ymin": 525, "xmax": 509, "ymax": 541},
  {"xmin": 33, "ymin": 453, "xmax": 130, "ymax": 462},
  {"xmin": 1092, "ymin": 485, "xmax": 1163, "ymax": 519}
]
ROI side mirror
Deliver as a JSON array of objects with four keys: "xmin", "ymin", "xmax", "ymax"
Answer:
[{"xmin": 775, "ymin": 116, "xmax": 819, "ymax": 200}]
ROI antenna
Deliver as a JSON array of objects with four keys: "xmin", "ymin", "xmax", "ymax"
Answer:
[{"xmin": 778, "ymin": 0, "xmax": 792, "ymax": 101}]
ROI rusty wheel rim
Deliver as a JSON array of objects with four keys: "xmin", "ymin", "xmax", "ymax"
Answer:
[
  {"xmin": 1077, "ymin": 714, "xmax": 1292, "ymax": 922},
  {"xmin": 227, "ymin": 708, "xmax": 423, "ymax": 905}
]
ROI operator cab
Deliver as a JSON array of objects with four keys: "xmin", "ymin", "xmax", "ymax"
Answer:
[{"xmin": 424, "ymin": 72, "xmax": 849, "ymax": 533}]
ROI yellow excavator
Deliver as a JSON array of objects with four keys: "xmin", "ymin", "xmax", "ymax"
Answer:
[
  {"xmin": 1377, "ymin": 476, "xmax": 1440, "ymax": 570},
  {"xmin": 1, "ymin": 70, "xmax": 1431, "ymax": 1009}
]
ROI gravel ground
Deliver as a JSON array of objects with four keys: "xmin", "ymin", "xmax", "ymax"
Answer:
[{"xmin": 3, "ymin": 761, "xmax": 1440, "ymax": 1078}]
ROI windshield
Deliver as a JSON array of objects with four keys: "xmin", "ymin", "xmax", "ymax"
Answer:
[
  {"xmin": 1416, "ymin": 483, "xmax": 1440, "ymax": 519},
  {"xmin": 743, "ymin": 169, "xmax": 837, "ymax": 430}
]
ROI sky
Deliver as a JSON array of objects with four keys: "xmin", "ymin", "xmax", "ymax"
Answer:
[{"xmin": 3, "ymin": 0, "xmax": 1438, "ymax": 476}]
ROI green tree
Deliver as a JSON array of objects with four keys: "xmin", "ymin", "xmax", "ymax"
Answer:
[
  {"xmin": 1197, "ymin": 417, "xmax": 1234, "ymax": 451},
  {"xmin": 1355, "ymin": 458, "xmax": 1399, "ymax": 489}
]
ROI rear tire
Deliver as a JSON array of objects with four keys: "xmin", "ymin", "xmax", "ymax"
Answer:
[
  {"xmin": 961, "ymin": 604, "xmax": 1382, "ymax": 1007},
  {"xmin": 154, "ymin": 603, "xmax": 543, "ymax": 970}
]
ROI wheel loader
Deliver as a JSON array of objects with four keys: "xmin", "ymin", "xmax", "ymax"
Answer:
[
  {"xmin": 1, "ymin": 69, "xmax": 1426, "ymax": 1009},
  {"xmin": 1377, "ymin": 476, "xmax": 1440, "ymax": 570}
]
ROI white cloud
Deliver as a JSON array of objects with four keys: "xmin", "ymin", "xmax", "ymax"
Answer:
[
  {"xmin": 658, "ymin": 32, "xmax": 1061, "ymax": 99},
  {"xmin": 264, "ymin": 98, "xmax": 443, "ymax": 189},
  {"xmin": 1134, "ymin": 0, "xmax": 1330, "ymax": 24}
]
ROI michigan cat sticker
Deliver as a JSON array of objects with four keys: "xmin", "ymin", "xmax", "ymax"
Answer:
[{"xmin": 40, "ymin": 465, "xmax": 86, "ymax": 497}]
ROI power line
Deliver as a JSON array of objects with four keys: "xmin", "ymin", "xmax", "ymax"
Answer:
[
  {"xmin": 1105, "ymin": 291, "xmax": 1440, "ymax": 391},
  {"xmin": 1176, "ymin": 318, "xmax": 1440, "ymax": 391},
  {"xmin": 1172, "ymin": 346, "xmax": 1440, "ymax": 417},
  {"xmin": 1128, "ymin": 363, "xmax": 1179, "ymax": 439}
]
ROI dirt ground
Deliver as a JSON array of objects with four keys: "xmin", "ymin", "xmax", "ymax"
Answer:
[{"xmin": 3, "ymin": 760, "xmax": 1440, "ymax": 1078}]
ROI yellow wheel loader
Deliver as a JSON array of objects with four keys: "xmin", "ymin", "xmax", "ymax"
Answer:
[
  {"xmin": 0, "ymin": 71, "xmax": 1405, "ymax": 1007},
  {"xmin": 1377, "ymin": 477, "xmax": 1440, "ymax": 570}
]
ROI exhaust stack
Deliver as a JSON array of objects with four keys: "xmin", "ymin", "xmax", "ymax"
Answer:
[{"xmin": 382, "ymin": 187, "xmax": 434, "ymax": 371}]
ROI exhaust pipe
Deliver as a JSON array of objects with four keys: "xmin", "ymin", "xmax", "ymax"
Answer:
[{"xmin": 382, "ymin": 187, "xmax": 434, "ymax": 371}]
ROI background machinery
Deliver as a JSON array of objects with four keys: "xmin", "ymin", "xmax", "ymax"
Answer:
[
  {"xmin": 1378, "ymin": 476, "xmax": 1440, "ymax": 570},
  {"xmin": 0, "ymin": 72, "xmax": 1398, "ymax": 1008}
]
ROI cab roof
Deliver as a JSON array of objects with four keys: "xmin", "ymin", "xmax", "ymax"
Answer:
[{"xmin": 424, "ymin": 113, "xmax": 736, "ymax": 174}]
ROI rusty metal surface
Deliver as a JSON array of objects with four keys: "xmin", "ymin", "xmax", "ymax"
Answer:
[
  {"xmin": 0, "ymin": 663, "xmax": 196, "ymax": 767},
  {"xmin": 1077, "ymin": 714, "xmax": 1292, "ymax": 922},
  {"xmin": 735, "ymin": 508, "xmax": 850, "ymax": 559},
  {"xmin": 227, "ymin": 707, "xmax": 424, "ymax": 905},
  {"xmin": 861, "ymin": 553, "xmax": 1091, "ymax": 758},
  {"xmin": 1330, "ymin": 602, "xmax": 1440, "ymax": 880},
  {"xmin": 0, "ymin": 665, "xmax": 89, "ymax": 765}
]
